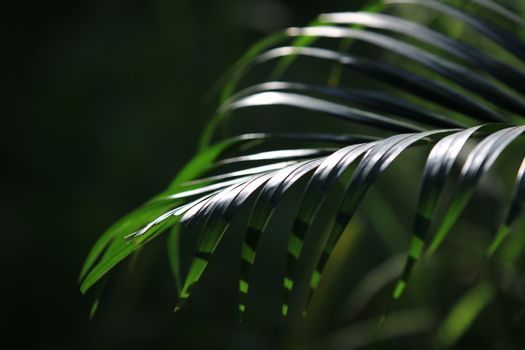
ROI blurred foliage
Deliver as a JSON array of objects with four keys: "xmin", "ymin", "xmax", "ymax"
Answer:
[{"xmin": 5, "ymin": 0, "xmax": 525, "ymax": 349}]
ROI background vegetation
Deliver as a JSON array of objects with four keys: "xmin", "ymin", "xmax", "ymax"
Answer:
[{"xmin": 5, "ymin": 0, "xmax": 525, "ymax": 349}]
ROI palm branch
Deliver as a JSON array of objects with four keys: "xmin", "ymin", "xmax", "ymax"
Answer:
[{"xmin": 80, "ymin": 0, "xmax": 525, "ymax": 346}]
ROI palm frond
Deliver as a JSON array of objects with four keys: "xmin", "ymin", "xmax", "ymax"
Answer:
[{"xmin": 80, "ymin": 0, "xmax": 525, "ymax": 341}]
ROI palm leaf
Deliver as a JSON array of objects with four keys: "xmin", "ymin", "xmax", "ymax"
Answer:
[{"xmin": 81, "ymin": 0, "xmax": 525, "ymax": 343}]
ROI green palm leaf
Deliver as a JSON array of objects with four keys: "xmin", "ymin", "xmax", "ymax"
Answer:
[{"xmin": 81, "ymin": 0, "xmax": 525, "ymax": 344}]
